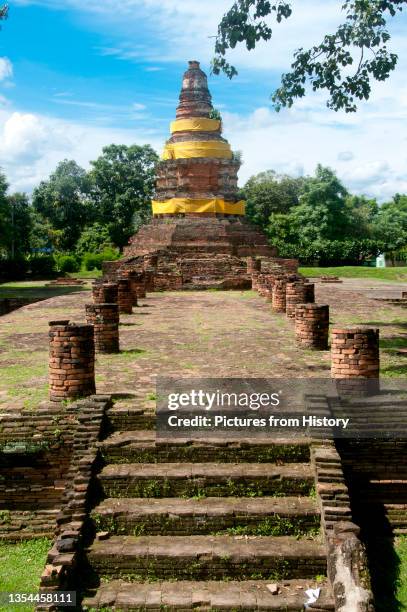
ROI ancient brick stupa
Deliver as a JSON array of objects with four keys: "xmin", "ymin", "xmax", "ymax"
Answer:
[{"xmin": 104, "ymin": 61, "xmax": 297, "ymax": 289}]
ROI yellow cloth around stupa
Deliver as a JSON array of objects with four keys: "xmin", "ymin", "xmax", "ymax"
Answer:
[
  {"xmin": 152, "ymin": 198, "xmax": 245, "ymax": 215},
  {"xmin": 162, "ymin": 140, "xmax": 232, "ymax": 160}
]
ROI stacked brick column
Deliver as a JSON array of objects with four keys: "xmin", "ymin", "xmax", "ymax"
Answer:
[
  {"xmin": 119, "ymin": 270, "xmax": 139, "ymax": 307},
  {"xmin": 48, "ymin": 320, "xmax": 95, "ymax": 401},
  {"xmin": 251, "ymin": 273, "xmax": 260, "ymax": 292},
  {"xmin": 247, "ymin": 257, "xmax": 261, "ymax": 274},
  {"xmin": 295, "ymin": 304, "xmax": 329, "ymax": 350},
  {"xmin": 85, "ymin": 304, "xmax": 120, "ymax": 353},
  {"xmin": 286, "ymin": 282, "xmax": 307, "ymax": 319},
  {"xmin": 304, "ymin": 283, "xmax": 315, "ymax": 304},
  {"xmin": 92, "ymin": 282, "xmax": 118, "ymax": 304},
  {"xmin": 144, "ymin": 270, "xmax": 155, "ymax": 293},
  {"xmin": 272, "ymin": 279, "xmax": 287, "ymax": 312},
  {"xmin": 331, "ymin": 326, "xmax": 380, "ymax": 396},
  {"xmin": 117, "ymin": 279, "xmax": 133, "ymax": 314},
  {"xmin": 144, "ymin": 254, "xmax": 158, "ymax": 272},
  {"xmin": 133, "ymin": 273, "xmax": 147, "ymax": 299}
]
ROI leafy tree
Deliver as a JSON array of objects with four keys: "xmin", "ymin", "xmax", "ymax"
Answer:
[
  {"xmin": 88, "ymin": 144, "xmax": 158, "ymax": 250},
  {"xmin": 75, "ymin": 222, "xmax": 116, "ymax": 256},
  {"xmin": 6, "ymin": 193, "xmax": 32, "ymax": 258},
  {"xmin": 292, "ymin": 165, "xmax": 349, "ymax": 241},
  {"xmin": 242, "ymin": 170, "xmax": 305, "ymax": 227},
  {"xmin": 213, "ymin": 1, "xmax": 405, "ymax": 112},
  {"xmin": 32, "ymin": 160, "xmax": 92, "ymax": 251},
  {"xmin": 0, "ymin": 4, "xmax": 8, "ymax": 23},
  {"xmin": 0, "ymin": 170, "xmax": 9, "ymax": 255},
  {"xmin": 344, "ymin": 194, "xmax": 379, "ymax": 238},
  {"xmin": 373, "ymin": 194, "xmax": 407, "ymax": 257}
]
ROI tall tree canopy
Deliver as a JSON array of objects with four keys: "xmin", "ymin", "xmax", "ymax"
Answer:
[
  {"xmin": 213, "ymin": 0, "xmax": 405, "ymax": 112},
  {"xmin": 242, "ymin": 170, "xmax": 305, "ymax": 227},
  {"xmin": 88, "ymin": 144, "xmax": 158, "ymax": 250},
  {"xmin": 0, "ymin": 171, "xmax": 10, "ymax": 255},
  {"xmin": 32, "ymin": 160, "xmax": 92, "ymax": 251}
]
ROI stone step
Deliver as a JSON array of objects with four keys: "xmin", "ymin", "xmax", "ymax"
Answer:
[
  {"xmin": 91, "ymin": 496, "xmax": 320, "ymax": 536},
  {"xmin": 87, "ymin": 535, "xmax": 327, "ymax": 581},
  {"xmin": 100, "ymin": 431, "xmax": 310, "ymax": 464},
  {"xmin": 83, "ymin": 578, "xmax": 335, "ymax": 611},
  {"xmin": 109, "ymin": 404, "xmax": 155, "ymax": 432},
  {"xmin": 98, "ymin": 463, "xmax": 314, "ymax": 498}
]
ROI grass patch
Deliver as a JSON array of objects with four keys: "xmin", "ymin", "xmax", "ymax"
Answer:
[
  {"xmin": 369, "ymin": 535, "xmax": 407, "ymax": 612},
  {"xmin": 299, "ymin": 266, "xmax": 407, "ymax": 282},
  {"xmin": 0, "ymin": 538, "xmax": 51, "ymax": 612},
  {"xmin": 0, "ymin": 280, "xmax": 90, "ymax": 300}
]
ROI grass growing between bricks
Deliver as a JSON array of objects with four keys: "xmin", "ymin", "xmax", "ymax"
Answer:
[{"xmin": 0, "ymin": 538, "xmax": 51, "ymax": 612}]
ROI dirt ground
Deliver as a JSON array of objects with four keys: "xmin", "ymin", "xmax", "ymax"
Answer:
[{"xmin": 0, "ymin": 278, "xmax": 406, "ymax": 412}]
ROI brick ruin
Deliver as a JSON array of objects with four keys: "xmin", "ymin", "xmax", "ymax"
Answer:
[
  {"xmin": 102, "ymin": 61, "xmax": 298, "ymax": 290},
  {"xmin": 1, "ymin": 60, "xmax": 406, "ymax": 612}
]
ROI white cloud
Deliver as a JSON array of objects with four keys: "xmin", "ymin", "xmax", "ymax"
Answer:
[
  {"xmin": 0, "ymin": 109, "xmax": 163, "ymax": 193},
  {"xmin": 0, "ymin": 57, "xmax": 13, "ymax": 81}
]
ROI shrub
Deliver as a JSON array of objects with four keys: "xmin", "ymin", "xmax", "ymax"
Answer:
[
  {"xmin": 81, "ymin": 249, "xmax": 120, "ymax": 271},
  {"xmin": 54, "ymin": 254, "xmax": 80, "ymax": 273},
  {"xmin": 0, "ymin": 258, "xmax": 27, "ymax": 281},
  {"xmin": 28, "ymin": 255, "xmax": 56, "ymax": 277}
]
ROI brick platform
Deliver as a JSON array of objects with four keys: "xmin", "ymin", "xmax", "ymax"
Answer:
[{"xmin": 48, "ymin": 320, "xmax": 95, "ymax": 401}]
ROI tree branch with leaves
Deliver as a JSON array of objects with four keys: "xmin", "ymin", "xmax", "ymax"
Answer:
[{"xmin": 212, "ymin": 0, "xmax": 405, "ymax": 112}]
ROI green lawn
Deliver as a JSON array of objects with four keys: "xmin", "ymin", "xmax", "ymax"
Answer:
[
  {"xmin": 0, "ymin": 280, "xmax": 91, "ymax": 300},
  {"xmin": 299, "ymin": 266, "xmax": 407, "ymax": 282},
  {"xmin": 395, "ymin": 536, "xmax": 407, "ymax": 611},
  {"xmin": 0, "ymin": 539, "xmax": 51, "ymax": 612}
]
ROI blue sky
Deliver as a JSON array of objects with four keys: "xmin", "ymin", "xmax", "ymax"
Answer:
[{"xmin": 0, "ymin": 0, "xmax": 407, "ymax": 200}]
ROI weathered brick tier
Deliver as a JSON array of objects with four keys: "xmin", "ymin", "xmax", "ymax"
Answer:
[
  {"xmin": 295, "ymin": 304, "xmax": 330, "ymax": 350},
  {"xmin": 155, "ymin": 158, "xmax": 240, "ymax": 200},
  {"xmin": 48, "ymin": 320, "xmax": 95, "ymax": 401},
  {"xmin": 286, "ymin": 281, "xmax": 307, "ymax": 319},
  {"xmin": 85, "ymin": 303, "xmax": 120, "ymax": 354},
  {"xmin": 331, "ymin": 326, "xmax": 380, "ymax": 396},
  {"xmin": 117, "ymin": 279, "xmax": 133, "ymax": 314}
]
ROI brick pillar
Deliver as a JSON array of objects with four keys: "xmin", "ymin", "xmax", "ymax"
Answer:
[
  {"xmin": 119, "ymin": 270, "xmax": 139, "ymax": 307},
  {"xmin": 304, "ymin": 283, "xmax": 315, "ymax": 303},
  {"xmin": 331, "ymin": 327, "xmax": 380, "ymax": 396},
  {"xmin": 251, "ymin": 272, "xmax": 260, "ymax": 291},
  {"xmin": 117, "ymin": 279, "xmax": 133, "ymax": 314},
  {"xmin": 85, "ymin": 304, "xmax": 120, "ymax": 353},
  {"xmin": 92, "ymin": 282, "xmax": 118, "ymax": 304},
  {"xmin": 247, "ymin": 257, "xmax": 261, "ymax": 274},
  {"xmin": 295, "ymin": 304, "xmax": 329, "ymax": 350},
  {"xmin": 286, "ymin": 282, "xmax": 307, "ymax": 319},
  {"xmin": 133, "ymin": 273, "xmax": 147, "ymax": 299},
  {"xmin": 272, "ymin": 279, "xmax": 287, "ymax": 312},
  {"xmin": 144, "ymin": 270, "xmax": 155, "ymax": 293},
  {"xmin": 144, "ymin": 254, "xmax": 158, "ymax": 272},
  {"xmin": 49, "ymin": 320, "xmax": 95, "ymax": 401}
]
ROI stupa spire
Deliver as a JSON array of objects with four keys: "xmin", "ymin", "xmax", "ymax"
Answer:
[
  {"xmin": 151, "ymin": 61, "xmax": 245, "ymax": 217},
  {"xmin": 176, "ymin": 60, "xmax": 213, "ymax": 119}
]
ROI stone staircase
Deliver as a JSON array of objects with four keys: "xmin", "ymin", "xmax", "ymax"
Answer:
[{"xmin": 82, "ymin": 399, "xmax": 335, "ymax": 611}]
